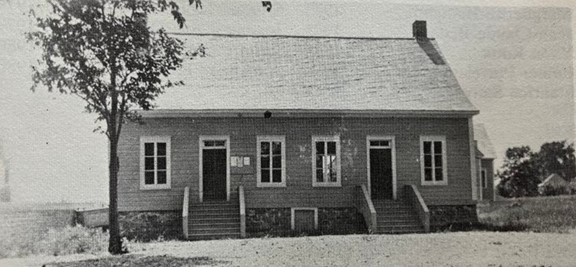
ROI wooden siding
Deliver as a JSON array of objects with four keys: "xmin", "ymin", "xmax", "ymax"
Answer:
[
  {"xmin": 118, "ymin": 117, "xmax": 473, "ymax": 211},
  {"xmin": 481, "ymin": 159, "xmax": 495, "ymax": 201}
]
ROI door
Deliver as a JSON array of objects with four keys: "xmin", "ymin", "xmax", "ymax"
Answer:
[
  {"xmin": 202, "ymin": 148, "xmax": 227, "ymax": 201},
  {"xmin": 369, "ymin": 139, "xmax": 394, "ymax": 199}
]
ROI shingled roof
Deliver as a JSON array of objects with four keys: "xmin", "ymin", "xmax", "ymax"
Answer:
[
  {"xmin": 149, "ymin": 32, "xmax": 477, "ymax": 116},
  {"xmin": 474, "ymin": 124, "xmax": 496, "ymax": 159}
]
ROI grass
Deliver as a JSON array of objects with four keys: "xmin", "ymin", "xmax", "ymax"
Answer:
[
  {"xmin": 477, "ymin": 195, "xmax": 576, "ymax": 233},
  {"xmin": 0, "ymin": 225, "xmax": 108, "ymax": 258}
]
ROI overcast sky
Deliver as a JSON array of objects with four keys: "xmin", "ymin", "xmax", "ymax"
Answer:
[{"xmin": 0, "ymin": 0, "xmax": 574, "ymax": 203}]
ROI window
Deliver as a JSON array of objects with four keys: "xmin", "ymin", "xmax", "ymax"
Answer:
[
  {"xmin": 312, "ymin": 136, "xmax": 341, "ymax": 187},
  {"xmin": 140, "ymin": 136, "xmax": 171, "ymax": 189},
  {"xmin": 420, "ymin": 136, "xmax": 447, "ymax": 185},
  {"xmin": 257, "ymin": 136, "xmax": 286, "ymax": 187},
  {"xmin": 291, "ymin": 207, "xmax": 318, "ymax": 231},
  {"xmin": 481, "ymin": 168, "xmax": 488, "ymax": 189}
]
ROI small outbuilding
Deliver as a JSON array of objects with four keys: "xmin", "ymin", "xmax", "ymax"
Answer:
[{"xmin": 538, "ymin": 173, "xmax": 569, "ymax": 195}]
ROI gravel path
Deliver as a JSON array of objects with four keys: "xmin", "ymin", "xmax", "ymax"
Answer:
[{"xmin": 2, "ymin": 232, "xmax": 576, "ymax": 266}]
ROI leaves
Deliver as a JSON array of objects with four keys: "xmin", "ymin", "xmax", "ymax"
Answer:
[
  {"xmin": 27, "ymin": 0, "xmax": 202, "ymax": 140},
  {"xmin": 497, "ymin": 141, "xmax": 576, "ymax": 198}
]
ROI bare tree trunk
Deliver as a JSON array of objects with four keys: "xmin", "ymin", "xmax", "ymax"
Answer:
[
  {"xmin": 108, "ymin": 135, "xmax": 123, "ymax": 254},
  {"xmin": 108, "ymin": 65, "xmax": 124, "ymax": 254}
]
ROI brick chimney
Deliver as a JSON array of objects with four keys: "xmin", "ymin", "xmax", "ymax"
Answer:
[{"xmin": 413, "ymin": 20, "xmax": 427, "ymax": 39}]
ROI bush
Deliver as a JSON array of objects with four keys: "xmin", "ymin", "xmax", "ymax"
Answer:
[{"xmin": 0, "ymin": 225, "xmax": 108, "ymax": 258}]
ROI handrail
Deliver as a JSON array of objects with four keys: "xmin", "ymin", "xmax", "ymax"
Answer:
[
  {"xmin": 405, "ymin": 184, "xmax": 430, "ymax": 232},
  {"xmin": 182, "ymin": 186, "xmax": 190, "ymax": 239},
  {"xmin": 355, "ymin": 184, "xmax": 377, "ymax": 233},
  {"xmin": 238, "ymin": 185, "xmax": 246, "ymax": 238}
]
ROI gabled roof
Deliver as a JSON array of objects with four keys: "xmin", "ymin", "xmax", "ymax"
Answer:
[
  {"xmin": 147, "ymin": 33, "xmax": 477, "ymax": 116},
  {"xmin": 474, "ymin": 124, "xmax": 496, "ymax": 159},
  {"xmin": 538, "ymin": 173, "xmax": 568, "ymax": 187}
]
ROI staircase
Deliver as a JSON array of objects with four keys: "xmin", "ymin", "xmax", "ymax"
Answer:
[
  {"xmin": 188, "ymin": 199, "xmax": 241, "ymax": 240},
  {"xmin": 373, "ymin": 199, "xmax": 425, "ymax": 234}
]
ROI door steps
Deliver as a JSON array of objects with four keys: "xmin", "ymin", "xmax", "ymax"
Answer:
[
  {"xmin": 188, "ymin": 199, "xmax": 241, "ymax": 240},
  {"xmin": 372, "ymin": 199, "xmax": 425, "ymax": 234}
]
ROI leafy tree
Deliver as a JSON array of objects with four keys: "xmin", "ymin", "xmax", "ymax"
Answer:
[
  {"xmin": 27, "ymin": 0, "xmax": 201, "ymax": 254},
  {"xmin": 534, "ymin": 141, "xmax": 576, "ymax": 181},
  {"xmin": 497, "ymin": 141, "xmax": 576, "ymax": 198},
  {"xmin": 496, "ymin": 146, "xmax": 540, "ymax": 198}
]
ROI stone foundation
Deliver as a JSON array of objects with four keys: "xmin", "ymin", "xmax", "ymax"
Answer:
[
  {"xmin": 318, "ymin": 208, "xmax": 366, "ymax": 235},
  {"xmin": 246, "ymin": 207, "xmax": 366, "ymax": 237},
  {"xmin": 429, "ymin": 205, "xmax": 478, "ymax": 231},
  {"xmin": 119, "ymin": 211, "xmax": 181, "ymax": 241}
]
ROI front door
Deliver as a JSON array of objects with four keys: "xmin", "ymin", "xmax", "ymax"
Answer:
[
  {"xmin": 202, "ymin": 140, "xmax": 227, "ymax": 201},
  {"xmin": 369, "ymin": 139, "xmax": 394, "ymax": 199}
]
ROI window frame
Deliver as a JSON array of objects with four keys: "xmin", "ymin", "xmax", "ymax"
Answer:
[
  {"xmin": 311, "ymin": 135, "xmax": 341, "ymax": 187},
  {"xmin": 420, "ymin": 136, "xmax": 448, "ymax": 186},
  {"xmin": 256, "ymin": 136, "xmax": 287, "ymax": 187},
  {"xmin": 481, "ymin": 168, "xmax": 488, "ymax": 189},
  {"xmin": 291, "ymin": 207, "xmax": 319, "ymax": 231},
  {"xmin": 140, "ymin": 136, "xmax": 171, "ymax": 190}
]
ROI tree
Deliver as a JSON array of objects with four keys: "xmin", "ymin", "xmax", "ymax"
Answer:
[
  {"xmin": 496, "ymin": 146, "xmax": 540, "ymax": 198},
  {"xmin": 27, "ymin": 0, "xmax": 201, "ymax": 254},
  {"xmin": 534, "ymin": 141, "xmax": 576, "ymax": 181},
  {"xmin": 496, "ymin": 141, "xmax": 576, "ymax": 198}
]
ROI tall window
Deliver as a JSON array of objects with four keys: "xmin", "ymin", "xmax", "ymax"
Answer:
[
  {"xmin": 312, "ymin": 136, "xmax": 341, "ymax": 187},
  {"xmin": 420, "ymin": 136, "xmax": 447, "ymax": 185},
  {"xmin": 257, "ymin": 136, "xmax": 286, "ymax": 187},
  {"xmin": 481, "ymin": 168, "xmax": 488, "ymax": 189},
  {"xmin": 140, "ymin": 136, "xmax": 171, "ymax": 189}
]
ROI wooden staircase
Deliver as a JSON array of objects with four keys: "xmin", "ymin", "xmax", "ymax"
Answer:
[
  {"xmin": 373, "ymin": 199, "xmax": 425, "ymax": 234},
  {"xmin": 188, "ymin": 199, "xmax": 241, "ymax": 240}
]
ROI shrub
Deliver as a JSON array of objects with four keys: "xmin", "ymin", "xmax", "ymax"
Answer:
[{"xmin": 0, "ymin": 225, "xmax": 108, "ymax": 258}]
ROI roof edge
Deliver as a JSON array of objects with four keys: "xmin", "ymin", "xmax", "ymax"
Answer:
[
  {"xmin": 168, "ymin": 32, "xmax": 436, "ymax": 41},
  {"xmin": 139, "ymin": 109, "xmax": 479, "ymax": 118}
]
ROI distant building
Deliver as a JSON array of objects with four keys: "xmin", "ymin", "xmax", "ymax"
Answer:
[{"xmin": 538, "ymin": 173, "xmax": 569, "ymax": 195}]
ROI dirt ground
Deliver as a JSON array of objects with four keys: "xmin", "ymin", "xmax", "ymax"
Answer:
[{"xmin": 1, "ymin": 231, "xmax": 576, "ymax": 266}]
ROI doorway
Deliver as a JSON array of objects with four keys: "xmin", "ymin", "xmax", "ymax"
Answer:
[
  {"xmin": 199, "ymin": 136, "xmax": 230, "ymax": 202},
  {"xmin": 367, "ymin": 137, "xmax": 396, "ymax": 200}
]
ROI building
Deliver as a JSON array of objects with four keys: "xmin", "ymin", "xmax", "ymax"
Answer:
[
  {"xmin": 474, "ymin": 124, "xmax": 496, "ymax": 202},
  {"xmin": 117, "ymin": 21, "xmax": 482, "ymax": 240}
]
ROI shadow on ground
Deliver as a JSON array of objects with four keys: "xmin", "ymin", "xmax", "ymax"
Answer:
[{"xmin": 44, "ymin": 254, "xmax": 230, "ymax": 267}]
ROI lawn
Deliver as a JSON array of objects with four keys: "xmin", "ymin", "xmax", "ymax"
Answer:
[{"xmin": 478, "ymin": 195, "xmax": 576, "ymax": 232}]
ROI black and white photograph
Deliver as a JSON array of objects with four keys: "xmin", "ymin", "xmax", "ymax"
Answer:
[{"xmin": 0, "ymin": 0, "xmax": 575, "ymax": 266}]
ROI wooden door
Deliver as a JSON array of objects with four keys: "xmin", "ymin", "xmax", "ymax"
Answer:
[
  {"xmin": 202, "ymin": 148, "xmax": 227, "ymax": 201},
  {"xmin": 370, "ymin": 148, "xmax": 393, "ymax": 199}
]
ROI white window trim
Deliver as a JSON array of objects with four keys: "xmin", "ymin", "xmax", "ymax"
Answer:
[
  {"xmin": 140, "ymin": 136, "xmax": 171, "ymax": 190},
  {"xmin": 311, "ymin": 135, "xmax": 341, "ymax": 187},
  {"xmin": 366, "ymin": 136, "xmax": 397, "ymax": 200},
  {"xmin": 291, "ymin": 207, "xmax": 319, "ymax": 231},
  {"xmin": 481, "ymin": 168, "xmax": 488, "ymax": 189},
  {"xmin": 198, "ymin": 135, "xmax": 231, "ymax": 202},
  {"xmin": 256, "ymin": 136, "xmax": 287, "ymax": 187},
  {"xmin": 420, "ymin": 136, "xmax": 448, "ymax": 186}
]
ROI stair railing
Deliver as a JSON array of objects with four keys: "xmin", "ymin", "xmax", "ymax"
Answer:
[
  {"xmin": 182, "ymin": 186, "xmax": 190, "ymax": 239},
  {"xmin": 355, "ymin": 184, "xmax": 377, "ymax": 233},
  {"xmin": 238, "ymin": 185, "xmax": 246, "ymax": 238},
  {"xmin": 405, "ymin": 184, "xmax": 430, "ymax": 232}
]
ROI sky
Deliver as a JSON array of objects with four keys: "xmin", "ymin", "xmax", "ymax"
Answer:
[{"xmin": 0, "ymin": 0, "xmax": 574, "ymax": 203}]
